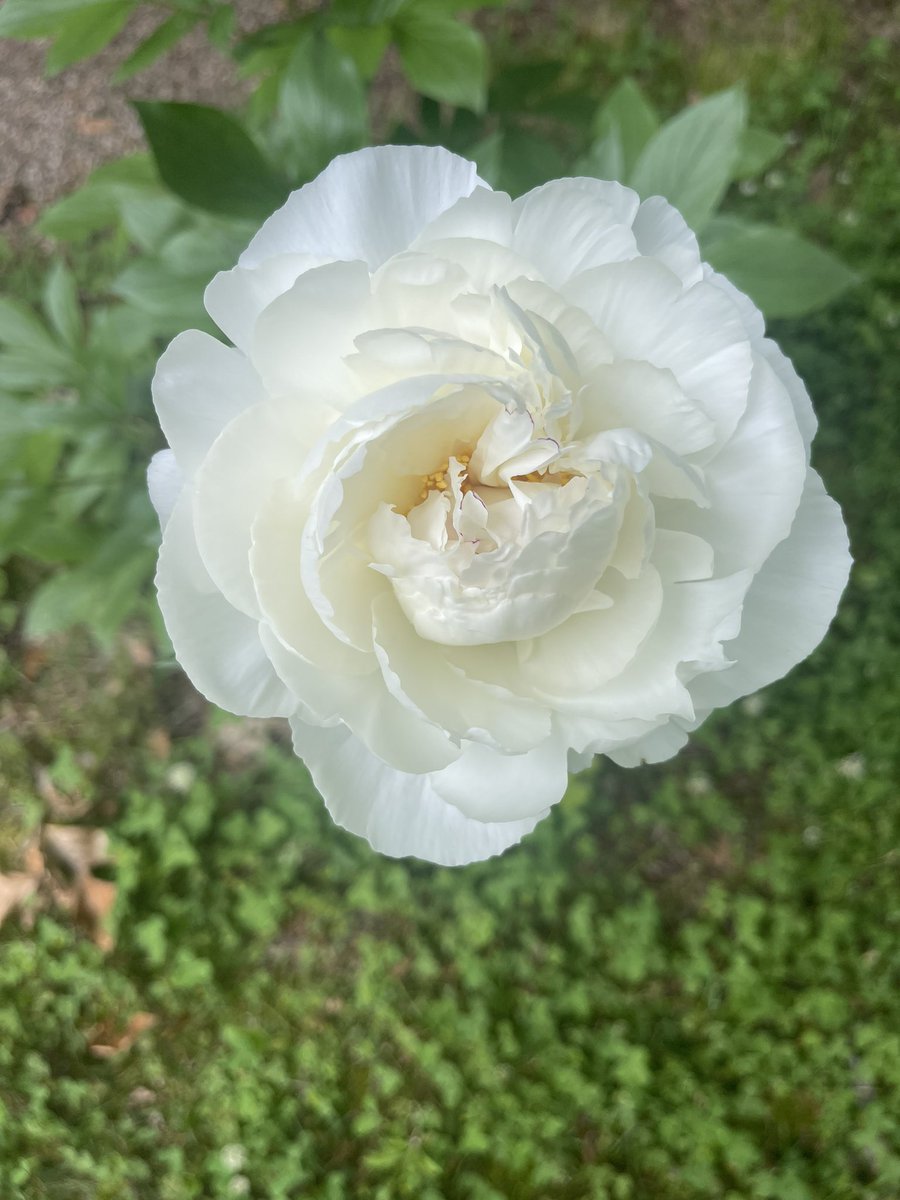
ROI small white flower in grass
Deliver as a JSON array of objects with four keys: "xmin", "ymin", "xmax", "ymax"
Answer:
[{"xmin": 148, "ymin": 146, "xmax": 851, "ymax": 866}]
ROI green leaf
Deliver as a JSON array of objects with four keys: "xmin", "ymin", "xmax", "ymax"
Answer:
[
  {"xmin": 274, "ymin": 32, "xmax": 368, "ymax": 180},
  {"xmin": 733, "ymin": 126, "xmax": 784, "ymax": 181},
  {"xmin": 44, "ymin": 1, "xmax": 132, "ymax": 74},
  {"xmin": 0, "ymin": 0, "xmax": 119, "ymax": 38},
  {"xmin": 133, "ymin": 101, "xmax": 291, "ymax": 220},
  {"xmin": 0, "ymin": 297, "xmax": 67, "ymax": 359},
  {"xmin": 24, "ymin": 509, "xmax": 155, "ymax": 642},
  {"xmin": 576, "ymin": 130, "xmax": 625, "ymax": 182},
  {"xmin": 329, "ymin": 0, "xmax": 406, "ymax": 25},
  {"xmin": 37, "ymin": 155, "xmax": 158, "ymax": 241},
  {"xmin": 111, "ymin": 260, "xmax": 210, "ymax": 331},
  {"xmin": 206, "ymin": 4, "xmax": 235, "ymax": 52},
  {"xmin": 703, "ymin": 218, "xmax": 859, "ymax": 317},
  {"xmin": 327, "ymin": 23, "xmax": 390, "ymax": 81},
  {"xmin": 41, "ymin": 262, "xmax": 83, "ymax": 350},
  {"xmin": 471, "ymin": 128, "xmax": 567, "ymax": 197},
  {"xmin": 394, "ymin": 9, "xmax": 487, "ymax": 112},
  {"xmin": 592, "ymin": 77, "xmax": 659, "ymax": 178},
  {"xmin": 630, "ymin": 86, "xmax": 748, "ymax": 230},
  {"xmin": 113, "ymin": 11, "xmax": 198, "ymax": 83}
]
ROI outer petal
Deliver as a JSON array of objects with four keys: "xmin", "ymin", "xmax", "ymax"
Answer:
[
  {"xmin": 291, "ymin": 719, "xmax": 547, "ymax": 866},
  {"xmin": 510, "ymin": 178, "xmax": 640, "ymax": 286},
  {"xmin": 147, "ymin": 449, "xmax": 183, "ymax": 531},
  {"xmin": 204, "ymin": 253, "xmax": 329, "ymax": 353},
  {"xmin": 664, "ymin": 352, "xmax": 807, "ymax": 575},
  {"xmin": 239, "ymin": 145, "xmax": 482, "ymax": 271},
  {"xmin": 633, "ymin": 196, "xmax": 703, "ymax": 286},
  {"xmin": 193, "ymin": 404, "xmax": 308, "ymax": 618},
  {"xmin": 156, "ymin": 491, "xmax": 294, "ymax": 718},
  {"xmin": 689, "ymin": 468, "xmax": 851, "ymax": 709},
  {"xmin": 151, "ymin": 330, "xmax": 262, "ymax": 476}
]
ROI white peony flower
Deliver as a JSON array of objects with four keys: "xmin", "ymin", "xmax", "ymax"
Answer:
[{"xmin": 148, "ymin": 146, "xmax": 851, "ymax": 866}]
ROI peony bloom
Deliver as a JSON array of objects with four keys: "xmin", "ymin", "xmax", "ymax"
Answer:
[{"xmin": 148, "ymin": 146, "xmax": 851, "ymax": 865}]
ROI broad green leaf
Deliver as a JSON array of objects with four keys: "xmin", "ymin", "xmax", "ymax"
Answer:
[
  {"xmin": 42, "ymin": 262, "xmax": 83, "ymax": 350},
  {"xmin": 114, "ymin": 11, "xmax": 199, "ymax": 83},
  {"xmin": 0, "ymin": 297, "xmax": 71, "ymax": 362},
  {"xmin": 474, "ymin": 128, "xmax": 566, "ymax": 197},
  {"xmin": 206, "ymin": 3, "xmax": 235, "ymax": 52},
  {"xmin": 327, "ymin": 23, "xmax": 390, "ymax": 80},
  {"xmin": 630, "ymin": 86, "xmax": 748, "ymax": 230},
  {"xmin": 703, "ymin": 218, "xmax": 859, "ymax": 318},
  {"xmin": 37, "ymin": 155, "xmax": 159, "ymax": 241},
  {"xmin": 577, "ymin": 130, "xmax": 625, "ymax": 182},
  {"xmin": 394, "ymin": 9, "xmax": 487, "ymax": 112},
  {"xmin": 733, "ymin": 126, "xmax": 784, "ymax": 180},
  {"xmin": 44, "ymin": 1, "xmax": 132, "ymax": 74},
  {"xmin": 468, "ymin": 130, "xmax": 504, "ymax": 188},
  {"xmin": 274, "ymin": 32, "xmax": 368, "ymax": 180},
  {"xmin": 25, "ymin": 527, "xmax": 155, "ymax": 642},
  {"xmin": 0, "ymin": 352, "xmax": 74, "ymax": 390},
  {"xmin": 112, "ymin": 260, "xmax": 210, "ymax": 331},
  {"xmin": 593, "ymin": 77, "xmax": 659, "ymax": 178},
  {"xmin": 117, "ymin": 190, "xmax": 185, "ymax": 252},
  {"xmin": 0, "ymin": 0, "xmax": 124, "ymax": 37},
  {"xmin": 329, "ymin": 0, "xmax": 406, "ymax": 23},
  {"xmin": 133, "ymin": 101, "xmax": 291, "ymax": 220}
]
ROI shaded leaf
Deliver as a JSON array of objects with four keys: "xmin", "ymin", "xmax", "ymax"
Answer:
[
  {"xmin": 593, "ymin": 77, "xmax": 659, "ymax": 177},
  {"xmin": 42, "ymin": 262, "xmax": 83, "ymax": 350},
  {"xmin": 734, "ymin": 126, "xmax": 785, "ymax": 180},
  {"xmin": 133, "ymin": 101, "xmax": 290, "ymax": 220},
  {"xmin": 113, "ymin": 11, "xmax": 199, "ymax": 82},
  {"xmin": 703, "ymin": 217, "xmax": 859, "ymax": 317},
  {"xmin": 44, "ymin": 1, "xmax": 132, "ymax": 74},
  {"xmin": 0, "ymin": 0, "xmax": 122, "ymax": 38},
  {"xmin": 630, "ymin": 86, "xmax": 748, "ymax": 229},
  {"xmin": 274, "ymin": 32, "xmax": 368, "ymax": 181},
  {"xmin": 394, "ymin": 9, "xmax": 487, "ymax": 112}
]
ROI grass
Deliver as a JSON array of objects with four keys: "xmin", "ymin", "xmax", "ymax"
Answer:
[{"xmin": 1, "ymin": 3, "xmax": 898, "ymax": 1198}]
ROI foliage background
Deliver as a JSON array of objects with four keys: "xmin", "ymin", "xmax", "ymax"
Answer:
[{"xmin": 0, "ymin": 1, "xmax": 898, "ymax": 1197}]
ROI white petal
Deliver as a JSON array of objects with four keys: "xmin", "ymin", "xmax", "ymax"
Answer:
[
  {"xmin": 155, "ymin": 491, "xmax": 293, "ymax": 718},
  {"xmin": 291, "ymin": 718, "xmax": 546, "ymax": 866},
  {"xmin": 432, "ymin": 736, "xmax": 570, "ymax": 822},
  {"xmin": 688, "ymin": 468, "xmax": 851, "ymax": 708},
  {"xmin": 250, "ymin": 479, "xmax": 371, "ymax": 676},
  {"xmin": 633, "ymin": 196, "xmax": 703, "ymax": 286},
  {"xmin": 564, "ymin": 260, "xmax": 753, "ymax": 445},
  {"xmin": 251, "ymin": 259, "xmax": 373, "ymax": 404},
  {"xmin": 511, "ymin": 178, "xmax": 640, "ymax": 285},
  {"xmin": 412, "ymin": 185, "xmax": 514, "ymax": 247},
  {"xmin": 204, "ymin": 253, "xmax": 329, "ymax": 352},
  {"xmin": 580, "ymin": 359, "xmax": 716, "ymax": 457},
  {"xmin": 756, "ymin": 337, "xmax": 817, "ymax": 451},
  {"xmin": 371, "ymin": 592, "xmax": 551, "ymax": 753},
  {"xmin": 261, "ymin": 625, "xmax": 458, "ymax": 774},
  {"xmin": 667, "ymin": 352, "xmax": 807, "ymax": 574},
  {"xmin": 607, "ymin": 721, "xmax": 690, "ymax": 767},
  {"xmin": 147, "ymin": 449, "xmax": 183, "ymax": 531},
  {"xmin": 193, "ymin": 404, "xmax": 307, "ymax": 617},
  {"xmin": 151, "ymin": 330, "xmax": 262, "ymax": 475},
  {"xmin": 240, "ymin": 145, "xmax": 481, "ymax": 271},
  {"xmin": 519, "ymin": 565, "xmax": 664, "ymax": 696}
]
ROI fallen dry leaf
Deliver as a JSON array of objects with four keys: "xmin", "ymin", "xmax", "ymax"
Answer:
[
  {"xmin": 89, "ymin": 1011, "xmax": 157, "ymax": 1059},
  {"xmin": 36, "ymin": 767, "xmax": 91, "ymax": 819},
  {"xmin": 43, "ymin": 824, "xmax": 117, "ymax": 950},
  {"xmin": 0, "ymin": 873, "xmax": 38, "ymax": 927}
]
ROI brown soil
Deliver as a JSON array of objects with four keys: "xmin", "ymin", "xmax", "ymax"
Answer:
[{"xmin": 0, "ymin": 1, "xmax": 286, "ymax": 220}]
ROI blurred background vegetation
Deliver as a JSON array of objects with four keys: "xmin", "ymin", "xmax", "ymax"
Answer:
[{"xmin": 0, "ymin": 0, "xmax": 898, "ymax": 1196}]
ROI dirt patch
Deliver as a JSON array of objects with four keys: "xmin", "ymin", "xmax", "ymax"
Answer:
[{"xmin": 0, "ymin": 0, "xmax": 286, "ymax": 216}]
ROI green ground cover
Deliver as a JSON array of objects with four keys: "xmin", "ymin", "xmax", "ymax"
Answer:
[{"xmin": 1, "ymin": 3, "xmax": 898, "ymax": 1198}]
